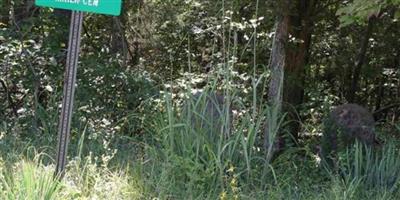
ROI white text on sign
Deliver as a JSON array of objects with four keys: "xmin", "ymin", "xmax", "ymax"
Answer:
[{"xmin": 55, "ymin": 0, "xmax": 100, "ymax": 7}]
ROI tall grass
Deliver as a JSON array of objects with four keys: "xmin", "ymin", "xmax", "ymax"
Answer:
[
  {"xmin": 315, "ymin": 141, "xmax": 400, "ymax": 200},
  {"xmin": 140, "ymin": 85, "xmax": 285, "ymax": 199},
  {"xmin": 0, "ymin": 152, "xmax": 61, "ymax": 200},
  {"xmin": 337, "ymin": 142, "xmax": 400, "ymax": 191}
]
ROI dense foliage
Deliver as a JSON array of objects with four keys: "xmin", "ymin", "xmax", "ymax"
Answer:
[{"xmin": 0, "ymin": 0, "xmax": 399, "ymax": 199}]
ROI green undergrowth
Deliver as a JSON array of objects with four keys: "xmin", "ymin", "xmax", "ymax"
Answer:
[{"xmin": 1, "ymin": 97, "xmax": 400, "ymax": 199}]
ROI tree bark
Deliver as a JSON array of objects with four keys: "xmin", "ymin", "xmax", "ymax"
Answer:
[
  {"xmin": 282, "ymin": 0, "xmax": 316, "ymax": 140},
  {"xmin": 265, "ymin": 0, "xmax": 290, "ymax": 160},
  {"xmin": 266, "ymin": 0, "xmax": 317, "ymax": 152},
  {"xmin": 267, "ymin": 15, "xmax": 289, "ymax": 108}
]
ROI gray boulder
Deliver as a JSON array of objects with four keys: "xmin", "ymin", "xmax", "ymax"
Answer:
[{"xmin": 321, "ymin": 104, "xmax": 380, "ymax": 161}]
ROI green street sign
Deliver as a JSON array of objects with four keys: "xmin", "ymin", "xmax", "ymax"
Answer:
[{"xmin": 35, "ymin": 0, "xmax": 122, "ymax": 16}]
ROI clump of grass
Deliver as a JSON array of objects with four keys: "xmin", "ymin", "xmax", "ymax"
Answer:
[
  {"xmin": 0, "ymin": 152, "xmax": 145, "ymax": 200},
  {"xmin": 0, "ymin": 128, "xmax": 146, "ymax": 200},
  {"xmin": 59, "ymin": 125, "xmax": 145, "ymax": 200},
  {"xmin": 0, "ymin": 153, "xmax": 62, "ymax": 200},
  {"xmin": 62, "ymin": 154, "xmax": 144, "ymax": 200},
  {"xmin": 337, "ymin": 141, "xmax": 400, "ymax": 191},
  {"xmin": 322, "ymin": 176, "xmax": 400, "ymax": 200}
]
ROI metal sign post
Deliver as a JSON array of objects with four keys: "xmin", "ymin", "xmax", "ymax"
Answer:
[
  {"xmin": 35, "ymin": 0, "xmax": 122, "ymax": 179},
  {"xmin": 55, "ymin": 11, "xmax": 84, "ymax": 177}
]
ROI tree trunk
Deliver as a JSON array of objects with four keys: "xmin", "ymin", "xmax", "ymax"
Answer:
[
  {"xmin": 265, "ymin": 1, "xmax": 290, "ymax": 160},
  {"xmin": 347, "ymin": 17, "xmax": 374, "ymax": 103},
  {"xmin": 0, "ymin": 79, "xmax": 17, "ymax": 116},
  {"xmin": 54, "ymin": 9, "xmax": 71, "ymax": 42},
  {"xmin": 265, "ymin": 0, "xmax": 317, "ymax": 155},
  {"xmin": 374, "ymin": 75, "xmax": 385, "ymax": 121},
  {"xmin": 282, "ymin": 0, "xmax": 316, "ymax": 140},
  {"xmin": 375, "ymin": 76, "xmax": 384, "ymax": 110},
  {"xmin": 267, "ymin": 15, "xmax": 289, "ymax": 108},
  {"xmin": 0, "ymin": 0, "xmax": 10, "ymax": 24},
  {"xmin": 13, "ymin": 0, "xmax": 35, "ymax": 23}
]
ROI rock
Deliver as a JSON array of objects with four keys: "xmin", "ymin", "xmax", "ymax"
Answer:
[
  {"xmin": 321, "ymin": 104, "xmax": 380, "ymax": 161},
  {"xmin": 183, "ymin": 92, "xmax": 232, "ymax": 138}
]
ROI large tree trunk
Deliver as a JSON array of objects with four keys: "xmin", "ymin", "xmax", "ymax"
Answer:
[
  {"xmin": 347, "ymin": 17, "xmax": 375, "ymax": 103},
  {"xmin": 282, "ymin": 0, "xmax": 316, "ymax": 140},
  {"xmin": 266, "ymin": 0, "xmax": 316, "ymax": 156}
]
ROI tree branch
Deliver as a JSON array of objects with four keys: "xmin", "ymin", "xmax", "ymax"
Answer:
[{"xmin": 373, "ymin": 103, "xmax": 400, "ymax": 117}]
